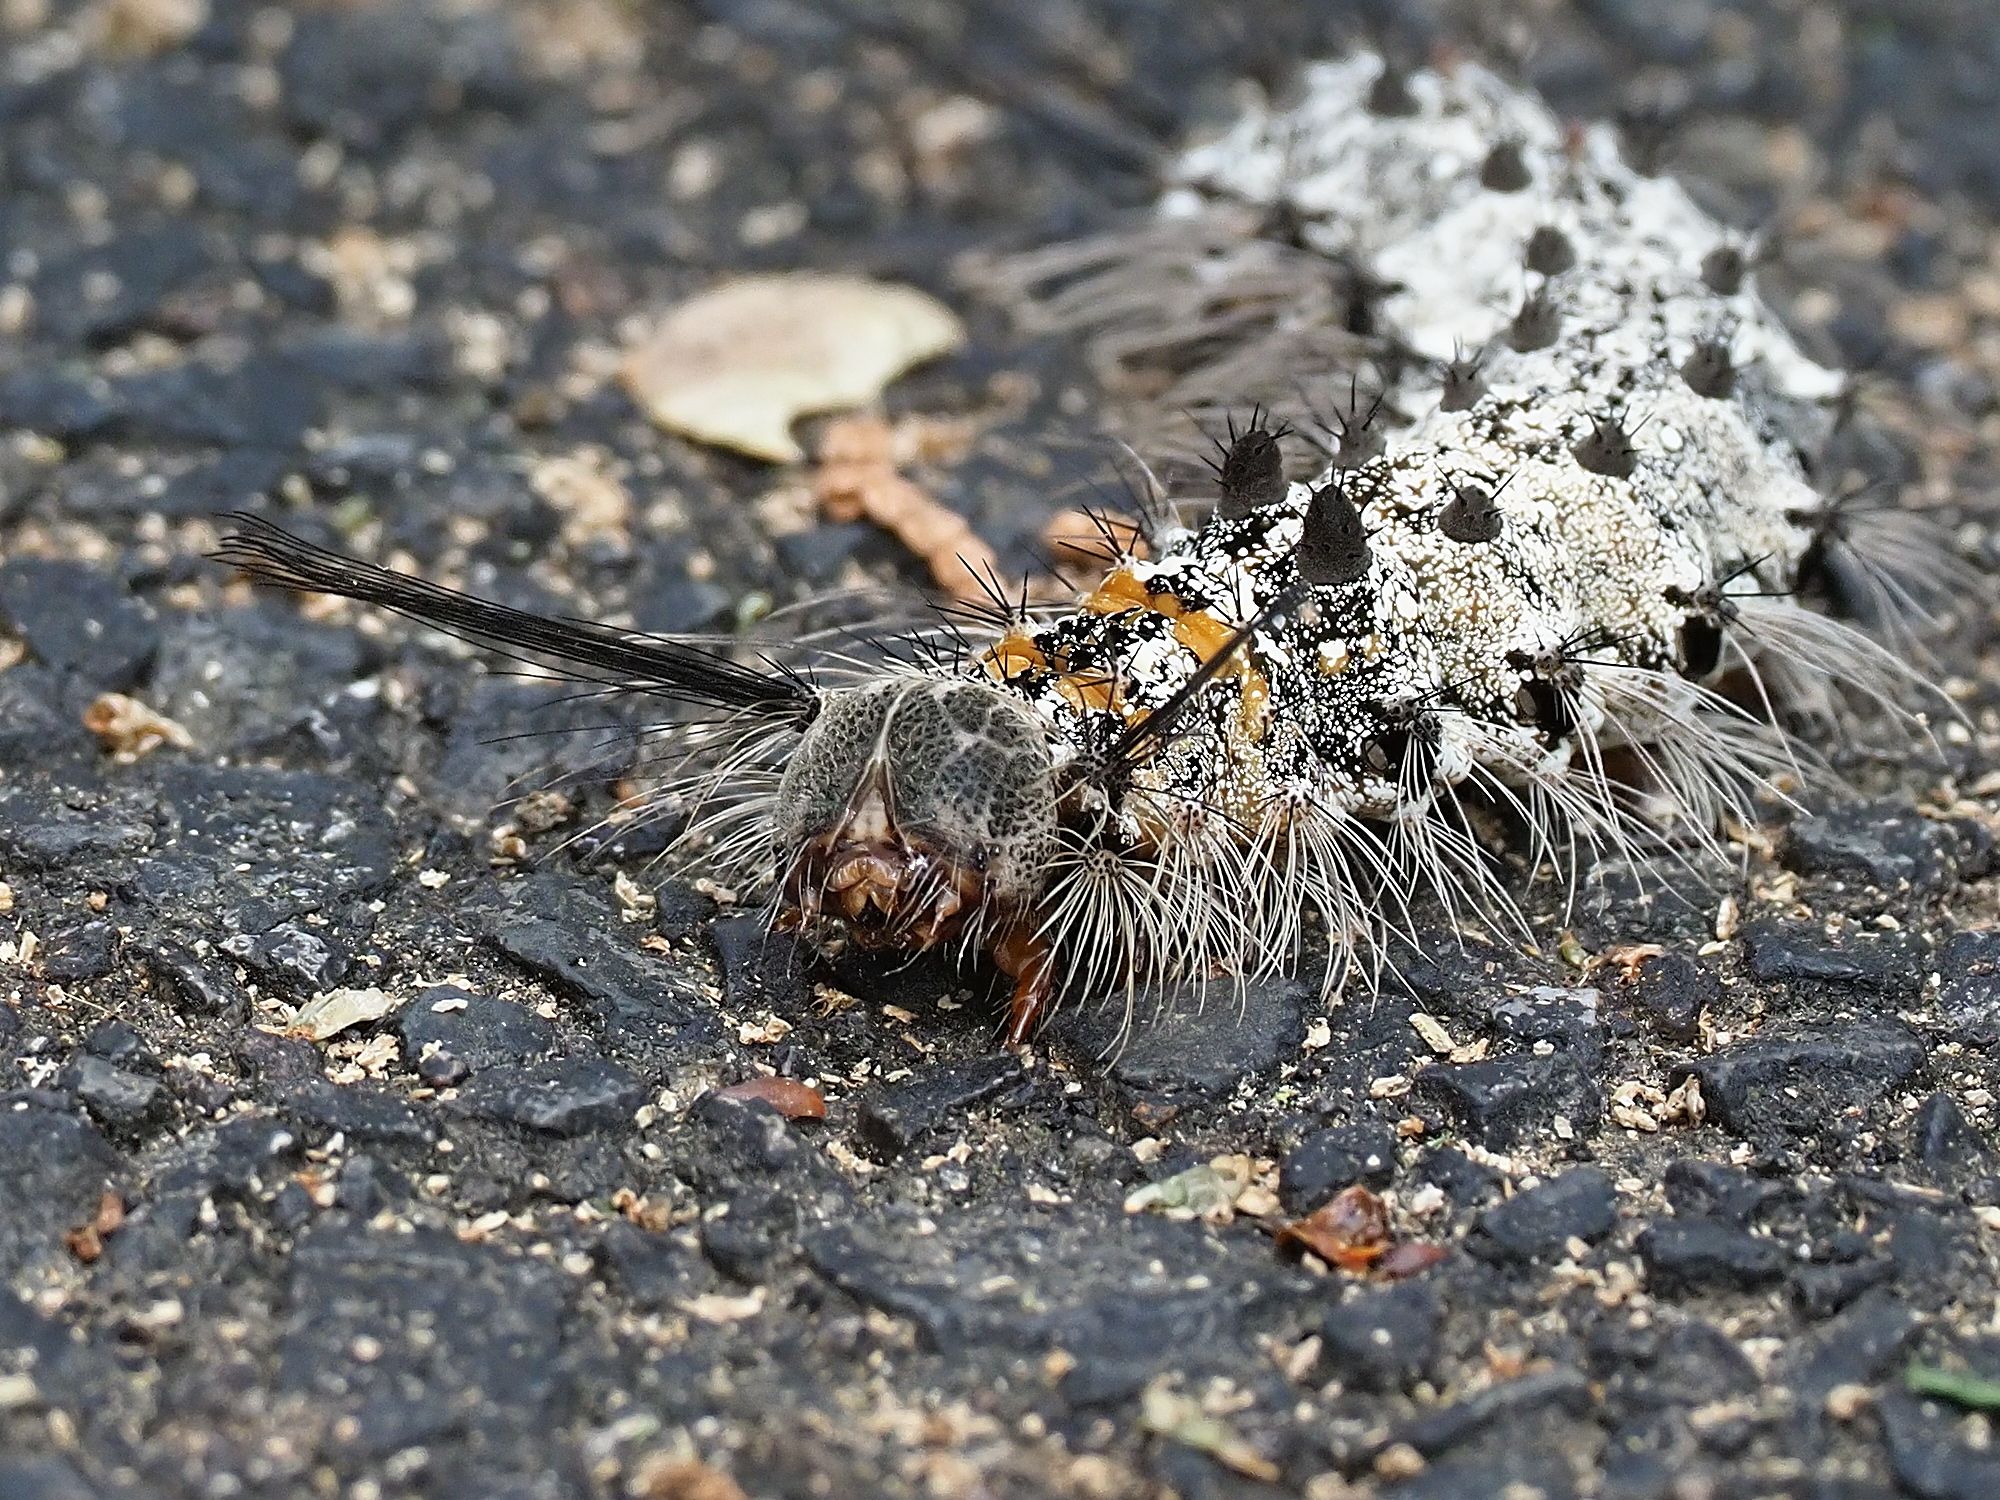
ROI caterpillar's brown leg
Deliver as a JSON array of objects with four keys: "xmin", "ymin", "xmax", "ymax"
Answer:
[{"xmin": 992, "ymin": 923, "xmax": 1055, "ymax": 1048}]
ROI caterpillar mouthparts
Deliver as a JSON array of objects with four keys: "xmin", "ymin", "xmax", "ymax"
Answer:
[
  {"xmin": 219, "ymin": 49, "xmax": 1966, "ymax": 1048},
  {"xmin": 773, "ymin": 679, "xmax": 1062, "ymax": 1042}
]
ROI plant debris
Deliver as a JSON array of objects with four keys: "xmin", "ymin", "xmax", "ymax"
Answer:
[
  {"xmin": 1122, "ymin": 1154, "xmax": 1278, "ymax": 1223},
  {"xmin": 621, "ymin": 274, "xmax": 964, "ymax": 463},
  {"xmin": 1138, "ymin": 1381, "xmax": 1280, "ymax": 1483},
  {"xmin": 813, "ymin": 414, "xmax": 1001, "ymax": 600},
  {"xmin": 1275, "ymin": 1183, "xmax": 1443, "ymax": 1277},
  {"xmin": 64, "ymin": 1190, "xmax": 126, "ymax": 1264},
  {"xmin": 83, "ymin": 692, "xmax": 193, "ymax": 761},
  {"xmin": 1906, "ymin": 1362, "xmax": 2000, "ymax": 1411},
  {"xmin": 1276, "ymin": 1183, "xmax": 1394, "ymax": 1269},
  {"xmin": 629, "ymin": 1454, "xmax": 753, "ymax": 1500},
  {"xmin": 289, "ymin": 988, "xmax": 402, "ymax": 1042},
  {"xmin": 715, "ymin": 1076, "xmax": 829, "ymax": 1120}
]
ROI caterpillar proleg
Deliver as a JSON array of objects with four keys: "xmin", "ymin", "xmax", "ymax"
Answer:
[{"xmin": 220, "ymin": 52, "xmax": 1959, "ymax": 1048}]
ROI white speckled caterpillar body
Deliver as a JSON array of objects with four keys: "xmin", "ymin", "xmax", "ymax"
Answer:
[
  {"xmin": 928, "ymin": 50, "xmax": 1944, "ymax": 1032},
  {"xmin": 224, "ymin": 53, "xmax": 1948, "ymax": 1045},
  {"xmin": 952, "ymin": 53, "xmax": 1928, "ymax": 1022}
]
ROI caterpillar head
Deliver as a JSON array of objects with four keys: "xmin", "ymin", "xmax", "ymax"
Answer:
[{"xmin": 774, "ymin": 679, "xmax": 1059, "ymax": 951}]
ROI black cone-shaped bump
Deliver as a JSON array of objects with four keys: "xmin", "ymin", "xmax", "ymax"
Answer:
[
  {"xmin": 1438, "ymin": 482, "xmax": 1504, "ymax": 543},
  {"xmin": 1572, "ymin": 413, "xmax": 1637, "ymax": 479},
  {"xmin": 1216, "ymin": 425, "xmax": 1288, "ymax": 519},
  {"xmin": 1297, "ymin": 478, "xmax": 1371, "ymax": 587}
]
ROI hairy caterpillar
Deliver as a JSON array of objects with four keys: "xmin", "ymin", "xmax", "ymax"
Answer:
[{"xmin": 219, "ymin": 53, "xmax": 1955, "ymax": 1048}]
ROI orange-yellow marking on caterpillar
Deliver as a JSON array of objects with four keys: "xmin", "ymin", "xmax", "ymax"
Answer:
[{"xmin": 983, "ymin": 567, "xmax": 1273, "ymax": 741}]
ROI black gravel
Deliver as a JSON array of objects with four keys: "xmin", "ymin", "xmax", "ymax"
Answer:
[{"xmin": 1, "ymin": 2, "xmax": 1999, "ymax": 1498}]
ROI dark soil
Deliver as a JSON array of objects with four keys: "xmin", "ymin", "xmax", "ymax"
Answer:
[{"xmin": 2, "ymin": 2, "xmax": 1999, "ymax": 1497}]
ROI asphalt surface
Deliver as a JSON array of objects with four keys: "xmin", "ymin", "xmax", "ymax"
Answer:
[{"xmin": 2, "ymin": 2, "xmax": 2000, "ymax": 1498}]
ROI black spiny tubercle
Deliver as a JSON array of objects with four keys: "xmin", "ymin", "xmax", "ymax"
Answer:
[
  {"xmin": 1207, "ymin": 406, "xmax": 1293, "ymax": 519},
  {"xmin": 1297, "ymin": 474, "xmax": 1372, "ymax": 587},
  {"xmin": 1665, "ymin": 576, "xmax": 1753, "ymax": 680},
  {"xmin": 1572, "ymin": 410, "xmax": 1641, "ymax": 479},
  {"xmin": 1436, "ymin": 470, "xmax": 1512, "ymax": 544},
  {"xmin": 1508, "ymin": 284, "xmax": 1562, "ymax": 352},
  {"xmin": 1438, "ymin": 342, "xmax": 1488, "ymax": 412},
  {"xmin": 1480, "ymin": 139, "xmax": 1533, "ymax": 193},
  {"xmin": 1361, "ymin": 698, "xmax": 1443, "ymax": 781},
  {"xmin": 1365, "ymin": 60, "xmax": 1417, "ymax": 117},
  {"xmin": 1525, "ymin": 224, "xmax": 1576, "ymax": 276},
  {"xmin": 1681, "ymin": 337, "xmax": 1736, "ymax": 399},
  {"xmin": 1701, "ymin": 244, "xmax": 1746, "ymax": 295},
  {"xmin": 1320, "ymin": 375, "xmax": 1390, "ymax": 469}
]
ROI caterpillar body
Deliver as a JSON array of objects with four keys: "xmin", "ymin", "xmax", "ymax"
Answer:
[{"xmin": 220, "ymin": 53, "xmax": 1950, "ymax": 1047}]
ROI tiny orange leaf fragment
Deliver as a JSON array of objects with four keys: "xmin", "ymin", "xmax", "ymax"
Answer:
[
  {"xmin": 716, "ymin": 1076, "xmax": 828, "ymax": 1120},
  {"xmin": 813, "ymin": 414, "xmax": 1001, "ymax": 601},
  {"xmin": 64, "ymin": 1189, "xmax": 126, "ymax": 1263},
  {"xmin": 1597, "ymin": 942, "xmax": 1667, "ymax": 982},
  {"xmin": 1277, "ymin": 1183, "xmax": 1392, "ymax": 1269},
  {"xmin": 630, "ymin": 1454, "xmax": 752, "ymax": 1500}
]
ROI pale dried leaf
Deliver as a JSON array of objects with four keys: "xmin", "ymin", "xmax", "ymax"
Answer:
[
  {"xmin": 291, "ymin": 987, "xmax": 401, "ymax": 1042},
  {"xmin": 1123, "ymin": 1157, "xmax": 1251, "ymax": 1222},
  {"xmin": 1139, "ymin": 1383, "xmax": 1280, "ymax": 1483},
  {"xmin": 1663, "ymin": 1073, "xmax": 1706, "ymax": 1127},
  {"xmin": 87, "ymin": 0, "xmax": 208, "ymax": 56},
  {"xmin": 623, "ymin": 274, "xmax": 964, "ymax": 462},
  {"xmin": 83, "ymin": 692, "xmax": 193, "ymax": 761},
  {"xmin": 680, "ymin": 1287, "xmax": 767, "ymax": 1324},
  {"xmin": 1410, "ymin": 1012, "xmax": 1455, "ymax": 1055}
]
